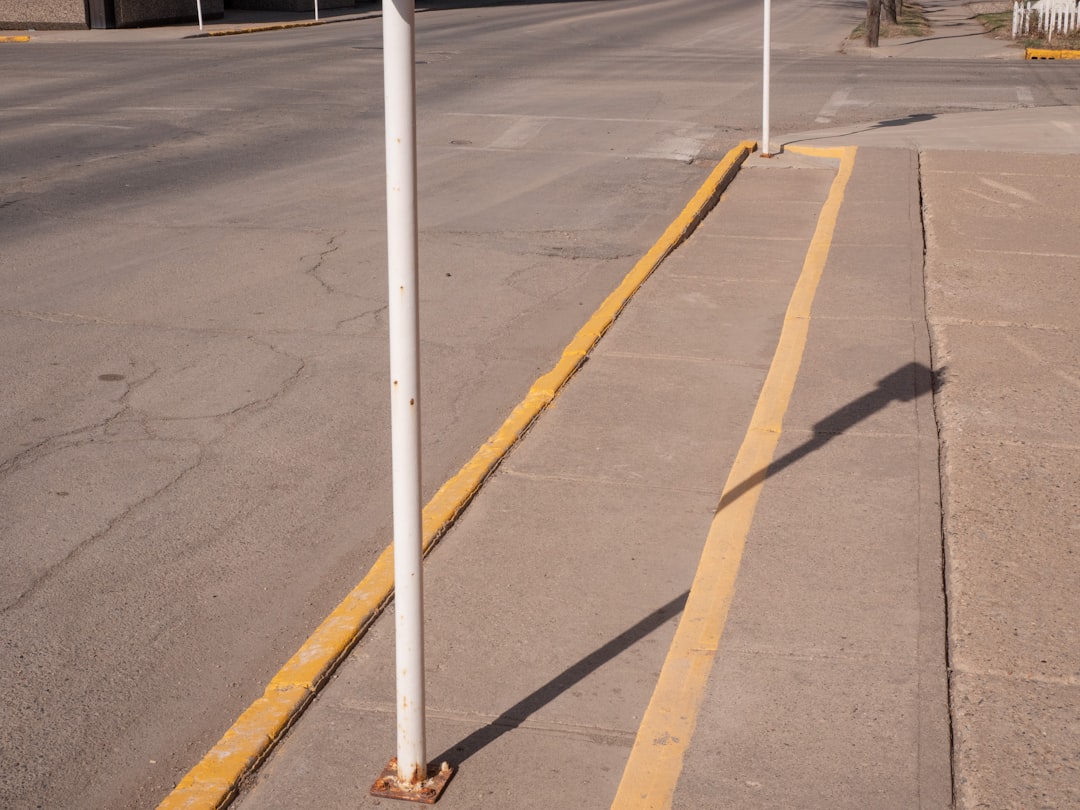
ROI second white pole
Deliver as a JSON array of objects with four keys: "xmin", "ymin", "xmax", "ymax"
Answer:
[
  {"xmin": 762, "ymin": 0, "xmax": 772, "ymax": 156},
  {"xmin": 383, "ymin": 0, "xmax": 426, "ymax": 788}
]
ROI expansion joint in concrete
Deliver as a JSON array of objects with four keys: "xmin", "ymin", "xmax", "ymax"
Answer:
[{"xmin": 917, "ymin": 146, "xmax": 958, "ymax": 810}]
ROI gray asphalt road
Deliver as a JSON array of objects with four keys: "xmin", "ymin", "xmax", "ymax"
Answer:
[{"xmin": 2, "ymin": 1, "xmax": 1076, "ymax": 807}]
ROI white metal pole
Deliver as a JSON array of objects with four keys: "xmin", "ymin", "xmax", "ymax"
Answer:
[
  {"xmin": 314, "ymin": 0, "xmax": 319, "ymax": 21},
  {"xmin": 383, "ymin": 0, "xmax": 426, "ymax": 788},
  {"xmin": 196, "ymin": 0, "xmax": 203, "ymax": 31},
  {"xmin": 762, "ymin": 0, "xmax": 771, "ymax": 156}
]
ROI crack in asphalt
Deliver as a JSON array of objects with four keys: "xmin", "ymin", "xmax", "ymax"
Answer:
[
  {"xmin": 0, "ymin": 367, "xmax": 159, "ymax": 478},
  {"xmin": 0, "ymin": 444, "xmax": 204, "ymax": 615},
  {"xmin": 0, "ymin": 338, "xmax": 310, "ymax": 615}
]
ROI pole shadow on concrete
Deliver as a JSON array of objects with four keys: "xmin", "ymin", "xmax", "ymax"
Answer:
[
  {"xmin": 714, "ymin": 361, "xmax": 942, "ymax": 515},
  {"xmin": 872, "ymin": 113, "xmax": 938, "ymax": 128},
  {"xmin": 437, "ymin": 361, "xmax": 940, "ymax": 767},
  {"xmin": 433, "ymin": 591, "xmax": 690, "ymax": 766},
  {"xmin": 783, "ymin": 114, "xmax": 938, "ymax": 149}
]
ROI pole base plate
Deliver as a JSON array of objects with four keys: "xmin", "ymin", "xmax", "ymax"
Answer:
[{"xmin": 370, "ymin": 758, "xmax": 455, "ymax": 804}]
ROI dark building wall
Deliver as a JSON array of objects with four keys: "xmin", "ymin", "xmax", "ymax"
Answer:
[
  {"xmin": 0, "ymin": 0, "xmax": 228, "ymax": 29},
  {"xmin": 114, "ymin": 0, "xmax": 224, "ymax": 26},
  {"xmin": 0, "ymin": 0, "xmax": 87, "ymax": 29},
  {"xmin": 226, "ymin": 0, "xmax": 354, "ymax": 10}
]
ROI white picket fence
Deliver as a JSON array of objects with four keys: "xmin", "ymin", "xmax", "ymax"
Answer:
[{"xmin": 1013, "ymin": 0, "xmax": 1080, "ymax": 40}]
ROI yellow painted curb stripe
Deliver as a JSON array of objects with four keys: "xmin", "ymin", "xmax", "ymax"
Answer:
[
  {"xmin": 0, "ymin": 35, "xmax": 31, "ymax": 42},
  {"xmin": 188, "ymin": 13, "xmax": 378, "ymax": 37},
  {"xmin": 1026, "ymin": 47, "xmax": 1080, "ymax": 59},
  {"xmin": 202, "ymin": 22, "xmax": 325, "ymax": 36},
  {"xmin": 156, "ymin": 140, "xmax": 756, "ymax": 810},
  {"xmin": 610, "ymin": 144, "xmax": 857, "ymax": 810}
]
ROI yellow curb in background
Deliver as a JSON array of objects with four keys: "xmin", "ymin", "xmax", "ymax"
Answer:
[
  {"xmin": 1, "ymin": 35, "xmax": 31, "ymax": 42},
  {"xmin": 197, "ymin": 21, "xmax": 325, "ymax": 37},
  {"xmin": 1026, "ymin": 47, "xmax": 1080, "ymax": 59},
  {"xmin": 186, "ymin": 12, "xmax": 377, "ymax": 38}
]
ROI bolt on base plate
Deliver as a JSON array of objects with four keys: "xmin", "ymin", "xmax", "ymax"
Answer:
[{"xmin": 370, "ymin": 759, "xmax": 455, "ymax": 804}]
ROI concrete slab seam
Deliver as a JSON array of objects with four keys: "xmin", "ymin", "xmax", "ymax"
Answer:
[
  {"xmin": 153, "ymin": 140, "xmax": 756, "ymax": 810},
  {"xmin": 908, "ymin": 148, "xmax": 955, "ymax": 810},
  {"xmin": 610, "ymin": 145, "xmax": 857, "ymax": 810}
]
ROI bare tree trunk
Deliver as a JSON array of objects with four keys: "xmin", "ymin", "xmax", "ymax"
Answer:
[
  {"xmin": 884, "ymin": 0, "xmax": 899, "ymax": 24},
  {"xmin": 867, "ymin": 0, "xmax": 882, "ymax": 46}
]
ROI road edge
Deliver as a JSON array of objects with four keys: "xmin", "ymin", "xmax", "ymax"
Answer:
[
  {"xmin": 154, "ymin": 139, "xmax": 756, "ymax": 810},
  {"xmin": 184, "ymin": 13, "xmax": 378, "ymax": 38}
]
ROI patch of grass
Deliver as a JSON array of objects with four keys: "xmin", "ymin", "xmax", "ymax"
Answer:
[
  {"xmin": 976, "ymin": 10, "xmax": 1012, "ymax": 37},
  {"xmin": 851, "ymin": 1, "xmax": 933, "ymax": 39},
  {"xmin": 1030, "ymin": 30, "xmax": 1080, "ymax": 48}
]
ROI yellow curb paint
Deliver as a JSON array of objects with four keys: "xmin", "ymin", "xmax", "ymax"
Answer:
[
  {"xmin": 610, "ymin": 144, "xmax": 857, "ymax": 810},
  {"xmin": 1026, "ymin": 47, "xmax": 1080, "ymax": 59},
  {"xmin": 0, "ymin": 35, "xmax": 31, "ymax": 42},
  {"xmin": 204, "ymin": 22, "xmax": 316, "ymax": 36},
  {"xmin": 155, "ymin": 140, "xmax": 756, "ymax": 810},
  {"xmin": 192, "ymin": 13, "xmax": 377, "ymax": 37}
]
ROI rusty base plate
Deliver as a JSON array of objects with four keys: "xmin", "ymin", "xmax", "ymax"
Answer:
[{"xmin": 370, "ymin": 758, "xmax": 455, "ymax": 804}]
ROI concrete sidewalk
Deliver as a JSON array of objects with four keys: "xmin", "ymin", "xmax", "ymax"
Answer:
[
  {"xmin": 225, "ymin": 145, "xmax": 937, "ymax": 808},
  {"xmin": 922, "ymin": 148, "xmax": 1080, "ymax": 809},
  {"xmin": 8, "ymin": 1, "xmax": 1076, "ymax": 806},
  {"xmin": 182, "ymin": 128, "xmax": 1076, "ymax": 808},
  {"xmin": 842, "ymin": 0, "xmax": 1019, "ymax": 60}
]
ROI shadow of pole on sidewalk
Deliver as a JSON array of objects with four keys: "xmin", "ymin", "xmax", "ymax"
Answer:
[
  {"xmin": 782, "ymin": 113, "xmax": 938, "ymax": 149},
  {"xmin": 433, "ymin": 591, "xmax": 689, "ymax": 766},
  {"xmin": 439, "ymin": 361, "xmax": 941, "ymax": 767},
  {"xmin": 716, "ymin": 361, "xmax": 942, "ymax": 515}
]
